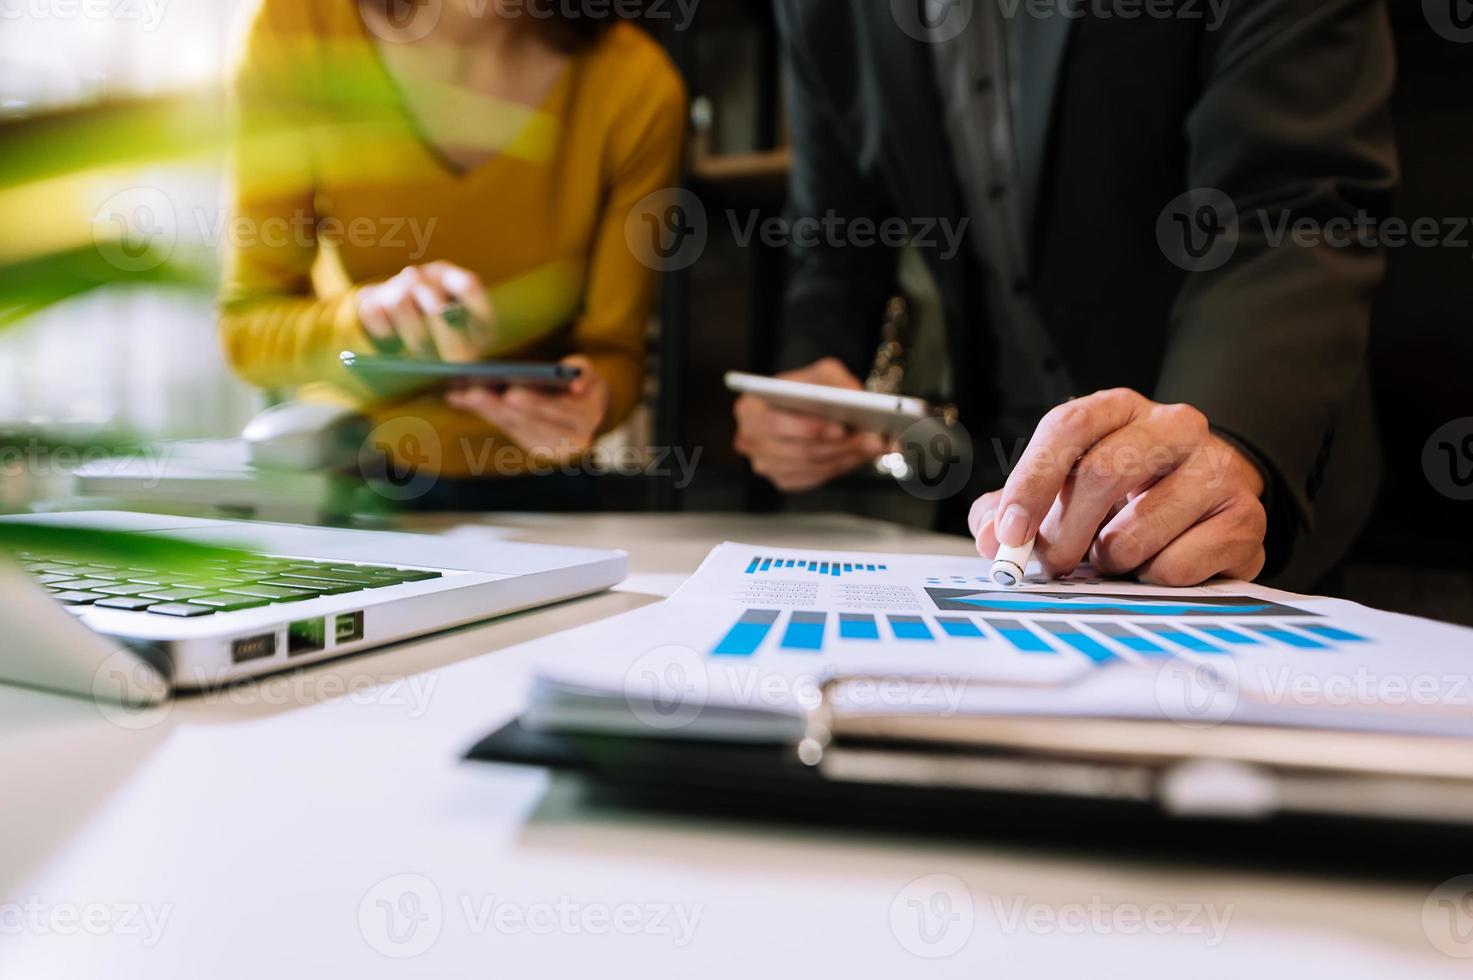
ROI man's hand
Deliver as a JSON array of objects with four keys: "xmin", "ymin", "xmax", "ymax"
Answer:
[
  {"xmin": 968, "ymin": 388, "xmax": 1269, "ymax": 586},
  {"xmin": 446, "ymin": 355, "xmax": 610, "ymax": 463},
  {"xmin": 733, "ymin": 357, "xmax": 888, "ymax": 493},
  {"xmin": 358, "ymin": 262, "xmax": 495, "ymax": 363}
]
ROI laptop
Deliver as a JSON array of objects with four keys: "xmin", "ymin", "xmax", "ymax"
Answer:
[{"xmin": 0, "ymin": 511, "xmax": 626, "ymax": 704}]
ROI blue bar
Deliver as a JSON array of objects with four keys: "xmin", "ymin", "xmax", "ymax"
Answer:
[
  {"xmin": 1193, "ymin": 626, "xmax": 1261, "ymax": 646},
  {"xmin": 879, "ymin": 565, "xmax": 888, "ymax": 570},
  {"xmin": 839, "ymin": 613, "xmax": 880, "ymax": 640},
  {"xmin": 759, "ymin": 558, "xmax": 773, "ymax": 572},
  {"xmin": 782, "ymin": 612, "xmax": 827, "ymax": 651},
  {"xmin": 985, "ymin": 619, "xmax": 1054, "ymax": 653},
  {"xmin": 713, "ymin": 609, "xmax": 779, "ymax": 656},
  {"xmin": 889, "ymin": 615, "xmax": 934, "ymax": 641},
  {"xmin": 744, "ymin": 557, "xmax": 760, "ymax": 574},
  {"xmin": 830, "ymin": 563, "xmax": 840, "ymax": 577},
  {"xmin": 1042, "ymin": 623, "xmax": 1119, "ymax": 664},
  {"xmin": 866, "ymin": 564, "xmax": 876, "ymax": 571},
  {"xmin": 1144, "ymin": 625, "xmax": 1225, "ymax": 654},
  {"xmin": 1087, "ymin": 622, "xmax": 1170, "ymax": 657},
  {"xmin": 843, "ymin": 563, "xmax": 853, "ymax": 572},
  {"xmin": 1249, "ymin": 625, "xmax": 1329, "ymax": 649},
  {"xmin": 785, "ymin": 559, "xmax": 795, "ymax": 568},
  {"xmin": 1295, "ymin": 623, "xmax": 1368, "ymax": 643},
  {"xmin": 937, "ymin": 617, "xmax": 984, "ymax": 639},
  {"xmin": 820, "ymin": 562, "xmax": 829, "ymax": 575}
]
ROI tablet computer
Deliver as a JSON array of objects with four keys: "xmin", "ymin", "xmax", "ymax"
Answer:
[
  {"xmin": 340, "ymin": 352, "xmax": 582, "ymax": 394},
  {"xmin": 724, "ymin": 371, "xmax": 931, "ymax": 435}
]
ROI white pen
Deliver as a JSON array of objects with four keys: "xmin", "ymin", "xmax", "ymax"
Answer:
[{"xmin": 991, "ymin": 539, "xmax": 1036, "ymax": 588}]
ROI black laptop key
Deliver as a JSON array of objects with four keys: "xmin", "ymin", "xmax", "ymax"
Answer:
[
  {"xmin": 68, "ymin": 566, "xmax": 121, "ymax": 579},
  {"xmin": 139, "ymin": 588, "xmax": 209, "ymax": 601},
  {"xmin": 52, "ymin": 578, "xmax": 118, "ymax": 592},
  {"xmin": 125, "ymin": 574, "xmax": 192, "ymax": 586},
  {"xmin": 93, "ymin": 584, "xmax": 156, "ymax": 597},
  {"xmin": 301, "ymin": 569, "xmax": 378, "ymax": 583},
  {"xmin": 392, "ymin": 570, "xmax": 442, "ymax": 582},
  {"xmin": 170, "ymin": 579, "xmax": 248, "ymax": 591},
  {"xmin": 94, "ymin": 597, "xmax": 161, "ymax": 611},
  {"xmin": 146, "ymin": 603, "xmax": 216, "ymax": 618},
  {"xmin": 257, "ymin": 578, "xmax": 355, "ymax": 595},
  {"xmin": 188, "ymin": 594, "xmax": 273, "ymax": 611},
  {"xmin": 53, "ymin": 591, "xmax": 107, "ymax": 605},
  {"xmin": 222, "ymin": 584, "xmax": 316, "ymax": 600}
]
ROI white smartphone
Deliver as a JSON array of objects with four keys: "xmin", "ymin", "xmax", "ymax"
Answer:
[{"xmin": 724, "ymin": 371, "xmax": 932, "ymax": 436}]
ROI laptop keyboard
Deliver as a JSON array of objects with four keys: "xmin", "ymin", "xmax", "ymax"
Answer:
[{"xmin": 14, "ymin": 551, "xmax": 442, "ymax": 618}]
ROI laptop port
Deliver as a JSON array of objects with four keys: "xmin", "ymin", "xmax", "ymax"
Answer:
[
  {"xmin": 288, "ymin": 617, "xmax": 326, "ymax": 656},
  {"xmin": 232, "ymin": 633, "xmax": 277, "ymax": 664},
  {"xmin": 335, "ymin": 611, "xmax": 364, "ymax": 644}
]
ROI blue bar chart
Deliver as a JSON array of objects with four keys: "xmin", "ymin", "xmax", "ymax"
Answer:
[
  {"xmin": 743, "ymin": 555, "xmax": 888, "ymax": 578},
  {"xmin": 713, "ymin": 609, "xmax": 779, "ymax": 656},
  {"xmin": 925, "ymin": 587, "xmax": 1307, "ymax": 618},
  {"xmin": 709, "ymin": 607, "xmax": 1376, "ymax": 662}
]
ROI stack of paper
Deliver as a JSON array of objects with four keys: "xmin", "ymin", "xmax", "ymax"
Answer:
[{"xmin": 525, "ymin": 543, "xmax": 1473, "ymax": 743}]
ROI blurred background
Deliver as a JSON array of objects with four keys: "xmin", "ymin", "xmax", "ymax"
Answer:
[{"xmin": 0, "ymin": 0, "xmax": 1468, "ymax": 619}]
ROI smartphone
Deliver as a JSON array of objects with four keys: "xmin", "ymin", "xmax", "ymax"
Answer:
[
  {"xmin": 340, "ymin": 352, "xmax": 582, "ymax": 395},
  {"xmin": 724, "ymin": 371, "xmax": 932, "ymax": 435}
]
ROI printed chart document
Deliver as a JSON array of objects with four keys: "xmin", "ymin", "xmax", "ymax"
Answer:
[{"xmin": 525, "ymin": 543, "xmax": 1473, "ymax": 743}]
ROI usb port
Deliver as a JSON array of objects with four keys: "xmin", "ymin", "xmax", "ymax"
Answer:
[
  {"xmin": 232, "ymin": 633, "xmax": 277, "ymax": 664},
  {"xmin": 288, "ymin": 618, "xmax": 326, "ymax": 656},
  {"xmin": 335, "ymin": 611, "xmax": 365, "ymax": 644}
]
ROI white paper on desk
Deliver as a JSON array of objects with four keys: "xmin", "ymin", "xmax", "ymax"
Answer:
[{"xmin": 526, "ymin": 542, "xmax": 1473, "ymax": 743}]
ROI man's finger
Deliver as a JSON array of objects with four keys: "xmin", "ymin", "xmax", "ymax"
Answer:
[
  {"xmin": 995, "ymin": 389, "xmax": 1143, "ymax": 548},
  {"xmin": 1090, "ymin": 453, "xmax": 1219, "ymax": 575},
  {"xmin": 969, "ymin": 490, "xmax": 1004, "ymax": 559},
  {"xmin": 1135, "ymin": 496, "xmax": 1268, "ymax": 587},
  {"xmin": 1036, "ymin": 405, "xmax": 1205, "ymax": 574}
]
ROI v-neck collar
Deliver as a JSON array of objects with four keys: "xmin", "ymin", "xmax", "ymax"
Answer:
[{"xmin": 353, "ymin": 14, "xmax": 575, "ymax": 181}]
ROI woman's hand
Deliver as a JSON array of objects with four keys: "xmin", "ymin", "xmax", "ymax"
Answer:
[
  {"xmin": 446, "ymin": 355, "xmax": 611, "ymax": 462},
  {"xmin": 358, "ymin": 262, "xmax": 495, "ymax": 362}
]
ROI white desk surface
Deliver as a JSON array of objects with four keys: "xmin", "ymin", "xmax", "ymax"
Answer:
[{"xmin": 0, "ymin": 514, "xmax": 1465, "ymax": 978}]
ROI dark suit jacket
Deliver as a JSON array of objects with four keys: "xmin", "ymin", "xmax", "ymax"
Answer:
[{"xmin": 772, "ymin": 0, "xmax": 1399, "ymax": 589}]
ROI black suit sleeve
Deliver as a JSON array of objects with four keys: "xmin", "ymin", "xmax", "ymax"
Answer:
[
  {"xmin": 1154, "ymin": 0, "xmax": 1398, "ymax": 559},
  {"xmin": 771, "ymin": 0, "xmax": 898, "ymax": 376}
]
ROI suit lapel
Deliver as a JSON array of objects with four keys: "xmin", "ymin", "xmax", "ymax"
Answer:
[{"xmin": 1016, "ymin": 11, "xmax": 1075, "ymax": 254}]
